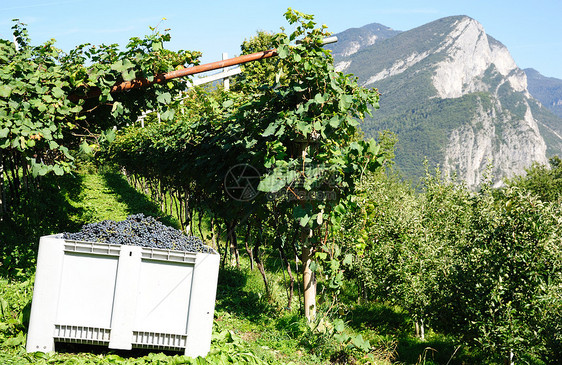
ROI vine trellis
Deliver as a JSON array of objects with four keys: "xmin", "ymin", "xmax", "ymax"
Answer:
[
  {"xmin": 0, "ymin": 19, "xmax": 200, "ymax": 218},
  {"xmin": 106, "ymin": 9, "xmax": 385, "ymax": 318},
  {"xmin": 2, "ymin": 10, "xmax": 384, "ymax": 319}
]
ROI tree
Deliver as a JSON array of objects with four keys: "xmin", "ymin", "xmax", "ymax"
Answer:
[
  {"xmin": 355, "ymin": 170, "xmax": 428, "ymax": 331},
  {"xmin": 506, "ymin": 156, "xmax": 562, "ymax": 203},
  {"xmin": 350, "ymin": 163, "xmax": 562, "ymax": 362},
  {"xmin": 347, "ymin": 164, "xmax": 466, "ymax": 340},
  {"xmin": 431, "ymin": 184, "xmax": 562, "ymax": 362}
]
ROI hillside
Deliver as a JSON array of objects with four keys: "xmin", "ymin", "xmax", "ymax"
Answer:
[
  {"xmin": 525, "ymin": 68, "xmax": 562, "ymax": 119},
  {"xmin": 329, "ymin": 16, "xmax": 562, "ymax": 186}
]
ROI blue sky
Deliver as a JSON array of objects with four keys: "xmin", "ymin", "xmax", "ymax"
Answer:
[{"xmin": 1, "ymin": 0, "xmax": 561, "ymax": 79}]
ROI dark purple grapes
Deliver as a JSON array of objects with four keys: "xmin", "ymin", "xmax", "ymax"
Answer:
[{"xmin": 63, "ymin": 214, "xmax": 213, "ymax": 253}]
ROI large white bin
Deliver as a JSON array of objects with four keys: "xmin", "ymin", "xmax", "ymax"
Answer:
[{"xmin": 26, "ymin": 234, "xmax": 220, "ymax": 358}]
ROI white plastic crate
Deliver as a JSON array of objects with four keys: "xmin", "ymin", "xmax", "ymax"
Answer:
[{"xmin": 26, "ymin": 234, "xmax": 220, "ymax": 358}]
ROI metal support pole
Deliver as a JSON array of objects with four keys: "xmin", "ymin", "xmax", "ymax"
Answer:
[{"xmin": 69, "ymin": 36, "xmax": 337, "ymax": 102}]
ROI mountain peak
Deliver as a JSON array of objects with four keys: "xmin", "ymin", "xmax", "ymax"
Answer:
[
  {"xmin": 439, "ymin": 14, "xmax": 475, "ymax": 23},
  {"xmin": 359, "ymin": 22, "xmax": 397, "ymax": 33},
  {"xmin": 329, "ymin": 15, "xmax": 559, "ymax": 187},
  {"xmin": 325, "ymin": 21, "xmax": 401, "ymax": 57},
  {"xmin": 525, "ymin": 68, "xmax": 562, "ymax": 119},
  {"xmin": 430, "ymin": 15, "xmax": 523, "ymax": 98},
  {"xmin": 525, "ymin": 68, "xmax": 541, "ymax": 77}
]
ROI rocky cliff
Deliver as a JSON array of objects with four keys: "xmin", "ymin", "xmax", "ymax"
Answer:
[{"xmin": 328, "ymin": 16, "xmax": 561, "ymax": 187}]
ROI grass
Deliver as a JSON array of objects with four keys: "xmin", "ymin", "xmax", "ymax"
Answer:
[{"xmin": 0, "ymin": 165, "xmax": 474, "ymax": 364}]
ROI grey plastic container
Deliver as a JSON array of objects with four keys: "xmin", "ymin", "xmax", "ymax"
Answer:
[{"xmin": 26, "ymin": 234, "xmax": 220, "ymax": 358}]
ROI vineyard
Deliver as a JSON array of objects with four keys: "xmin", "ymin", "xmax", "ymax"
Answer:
[{"xmin": 1, "ymin": 9, "xmax": 562, "ymax": 365}]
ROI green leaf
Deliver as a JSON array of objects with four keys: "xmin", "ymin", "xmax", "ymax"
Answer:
[
  {"xmin": 31, "ymin": 162, "xmax": 50, "ymax": 177},
  {"xmin": 122, "ymin": 69, "xmax": 136, "ymax": 81},
  {"xmin": 101, "ymin": 128, "xmax": 116, "ymax": 143},
  {"xmin": 293, "ymin": 205, "xmax": 312, "ymax": 227},
  {"xmin": 0, "ymin": 84, "xmax": 12, "ymax": 98},
  {"xmin": 329, "ymin": 116, "xmax": 341, "ymax": 128},
  {"xmin": 299, "ymin": 213, "xmax": 311, "ymax": 227},
  {"xmin": 258, "ymin": 173, "xmax": 286, "ymax": 193},
  {"xmin": 80, "ymin": 140, "xmax": 93, "ymax": 155},
  {"xmin": 160, "ymin": 108, "xmax": 175, "ymax": 121},
  {"xmin": 333, "ymin": 319, "xmax": 345, "ymax": 333},
  {"xmin": 52, "ymin": 87, "xmax": 65, "ymax": 99},
  {"xmin": 314, "ymin": 93, "xmax": 325, "ymax": 104},
  {"xmin": 309, "ymin": 261, "xmax": 318, "ymax": 272},
  {"xmin": 347, "ymin": 117, "xmax": 359, "ymax": 127},
  {"xmin": 367, "ymin": 138, "xmax": 380, "ymax": 156},
  {"xmin": 339, "ymin": 94, "xmax": 353, "ymax": 110},
  {"xmin": 334, "ymin": 203, "xmax": 346, "ymax": 215},
  {"xmin": 334, "ymin": 332, "xmax": 350, "ymax": 343},
  {"xmin": 262, "ymin": 123, "xmax": 277, "ymax": 137},
  {"xmin": 3, "ymin": 331, "xmax": 25, "ymax": 347},
  {"xmin": 0, "ymin": 297, "xmax": 8, "ymax": 316},
  {"xmin": 278, "ymin": 45, "xmax": 289, "ymax": 59},
  {"xmin": 157, "ymin": 92, "xmax": 172, "ymax": 105},
  {"xmin": 111, "ymin": 58, "xmax": 134, "ymax": 72},
  {"xmin": 295, "ymin": 120, "xmax": 312, "ymax": 135},
  {"xmin": 111, "ymin": 101, "xmax": 124, "ymax": 116},
  {"xmin": 110, "ymin": 59, "xmax": 124, "ymax": 71},
  {"xmin": 274, "ymin": 124, "xmax": 286, "ymax": 137},
  {"xmin": 351, "ymin": 334, "xmax": 371, "ymax": 352},
  {"xmin": 53, "ymin": 165, "xmax": 64, "ymax": 176}
]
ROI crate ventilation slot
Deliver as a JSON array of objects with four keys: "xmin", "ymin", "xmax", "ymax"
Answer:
[
  {"xmin": 141, "ymin": 247, "xmax": 197, "ymax": 264},
  {"xmin": 132, "ymin": 331, "xmax": 187, "ymax": 350},
  {"xmin": 64, "ymin": 241, "xmax": 121, "ymax": 257},
  {"xmin": 54, "ymin": 324, "xmax": 111, "ymax": 345}
]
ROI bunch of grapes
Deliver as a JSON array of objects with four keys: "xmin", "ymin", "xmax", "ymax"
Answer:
[{"xmin": 63, "ymin": 214, "xmax": 213, "ymax": 253}]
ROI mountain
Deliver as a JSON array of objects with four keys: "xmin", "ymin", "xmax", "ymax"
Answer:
[
  {"xmin": 328, "ymin": 23, "xmax": 401, "ymax": 58},
  {"xmin": 525, "ymin": 68, "xmax": 562, "ymax": 118},
  {"xmin": 327, "ymin": 16, "xmax": 562, "ymax": 187}
]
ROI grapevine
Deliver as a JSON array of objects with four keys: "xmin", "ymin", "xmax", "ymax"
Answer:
[
  {"xmin": 106, "ymin": 9, "xmax": 384, "ymax": 319},
  {"xmin": 0, "ymin": 20, "xmax": 201, "ymax": 214}
]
